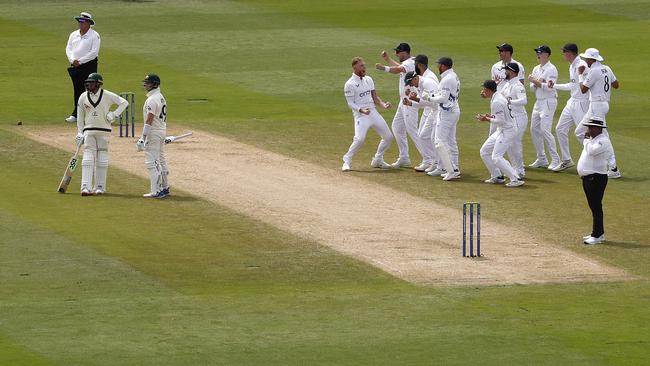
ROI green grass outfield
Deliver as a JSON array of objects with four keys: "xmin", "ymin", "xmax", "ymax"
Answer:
[{"xmin": 1, "ymin": 0, "xmax": 649, "ymax": 364}]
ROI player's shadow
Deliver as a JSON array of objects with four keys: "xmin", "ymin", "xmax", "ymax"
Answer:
[
  {"xmin": 349, "ymin": 169, "xmax": 402, "ymax": 175},
  {"xmin": 102, "ymin": 193, "xmax": 199, "ymax": 202},
  {"xmin": 603, "ymin": 240, "xmax": 649, "ymax": 249}
]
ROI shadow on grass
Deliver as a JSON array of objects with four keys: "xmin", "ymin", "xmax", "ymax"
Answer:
[
  {"xmin": 605, "ymin": 240, "xmax": 649, "ymax": 249},
  {"xmin": 100, "ymin": 193, "xmax": 199, "ymax": 202}
]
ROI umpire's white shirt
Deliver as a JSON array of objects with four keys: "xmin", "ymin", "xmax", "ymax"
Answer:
[
  {"xmin": 577, "ymin": 133, "xmax": 613, "ymax": 176},
  {"xmin": 344, "ymin": 73, "xmax": 376, "ymax": 119},
  {"xmin": 66, "ymin": 28, "xmax": 100, "ymax": 65}
]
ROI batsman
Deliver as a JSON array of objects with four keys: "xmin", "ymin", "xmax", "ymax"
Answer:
[
  {"xmin": 76, "ymin": 73, "xmax": 128, "ymax": 196},
  {"xmin": 137, "ymin": 73, "xmax": 170, "ymax": 198}
]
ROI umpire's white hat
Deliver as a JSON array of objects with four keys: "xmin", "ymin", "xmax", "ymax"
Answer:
[{"xmin": 74, "ymin": 12, "xmax": 95, "ymax": 25}]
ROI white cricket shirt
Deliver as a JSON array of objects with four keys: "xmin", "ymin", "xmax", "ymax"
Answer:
[
  {"xmin": 501, "ymin": 77, "xmax": 527, "ymax": 116},
  {"xmin": 583, "ymin": 62, "xmax": 617, "ymax": 102},
  {"xmin": 529, "ymin": 61, "xmax": 558, "ymax": 100},
  {"xmin": 554, "ymin": 57, "xmax": 589, "ymax": 100},
  {"xmin": 491, "ymin": 58, "xmax": 525, "ymax": 90},
  {"xmin": 398, "ymin": 57, "xmax": 416, "ymax": 98},
  {"xmin": 77, "ymin": 88, "xmax": 127, "ymax": 133},
  {"xmin": 490, "ymin": 92, "xmax": 516, "ymax": 131},
  {"xmin": 344, "ymin": 73, "xmax": 376, "ymax": 119},
  {"xmin": 143, "ymin": 88, "xmax": 167, "ymax": 131}
]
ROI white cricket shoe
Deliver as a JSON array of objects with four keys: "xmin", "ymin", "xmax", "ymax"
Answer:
[
  {"xmin": 94, "ymin": 189, "xmax": 105, "ymax": 195},
  {"xmin": 547, "ymin": 161, "xmax": 561, "ymax": 171},
  {"xmin": 341, "ymin": 162, "xmax": 351, "ymax": 172},
  {"xmin": 484, "ymin": 176, "xmax": 505, "ymax": 184},
  {"xmin": 414, "ymin": 163, "xmax": 431, "ymax": 172},
  {"xmin": 505, "ymin": 179, "xmax": 525, "ymax": 187},
  {"xmin": 81, "ymin": 188, "xmax": 94, "ymax": 196},
  {"xmin": 143, "ymin": 191, "xmax": 166, "ymax": 198},
  {"xmin": 425, "ymin": 165, "xmax": 437, "ymax": 173},
  {"xmin": 583, "ymin": 235, "xmax": 592, "ymax": 240},
  {"xmin": 370, "ymin": 159, "xmax": 391, "ymax": 169},
  {"xmin": 584, "ymin": 235, "xmax": 605, "ymax": 245},
  {"xmin": 608, "ymin": 169, "xmax": 621, "ymax": 179},
  {"xmin": 517, "ymin": 173, "xmax": 526, "ymax": 180},
  {"xmin": 552, "ymin": 159, "xmax": 574, "ymax": 172},
  {"xmin": 391, "ymin": 158, "xmax": 411, "ymax": 168},
  {"xmin": 528, "ymin": 159, "xmax": 549, "ymax": 168},
  {"xmin": 442, "ymin": 170, "xmax": 461, "ymax": 181},
  {"xmin": 65, "ymin": 115, "xmax": 77, "ymax": 123},
  {"xmin": 427, "ymin": 168, "xmax": 446, "ymax": 177}
]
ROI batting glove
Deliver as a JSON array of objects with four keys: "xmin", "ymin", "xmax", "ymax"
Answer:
[
  {"xmin": 75, "ymin": 133, "xmax": 84, "ymax": 147},
  {"xmin": 136, "ymin": 138, "xmax": 146, "ymax": 152},
  {"xmin": 106, "ymin": 111, "xmax": 116, "ymax": 122},
  {"xmin": 164, "ymin": 136, "xmax": 174, "ymax": 144}
]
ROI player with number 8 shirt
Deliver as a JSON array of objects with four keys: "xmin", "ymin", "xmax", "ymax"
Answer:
[
  {"xmin": 137, "ymin": 73, "xmax": 170, "ymax": 198},
  {"xmin": 576, "ymin": 48, "xmax": 621, "ymax": 178}
]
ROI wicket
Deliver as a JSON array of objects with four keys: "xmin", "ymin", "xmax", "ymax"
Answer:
[
  {"xmin": 119, "ymin": 92, "xmax": 135, "ymax": 137},
  {"xmin": 462, "ymin": 202, "xmax": 481, "ymax": 257}
]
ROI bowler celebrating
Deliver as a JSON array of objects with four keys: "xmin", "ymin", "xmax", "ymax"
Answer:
[
  {"xmin": 342, "ymin": 57, "xmax": 394, "ymax": 171},
  {"xmin": 375, "ymin": 43, "xmax": 420, "ymax": 168}
]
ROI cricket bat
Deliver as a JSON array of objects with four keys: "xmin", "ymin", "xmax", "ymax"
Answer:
[
  {"xmin": 164, "ymin": 132, "xmax": 192, "ymax": 144},
  {"xmin": 57, "ymin": 144, "xmax": 82, "ymax": 193}
]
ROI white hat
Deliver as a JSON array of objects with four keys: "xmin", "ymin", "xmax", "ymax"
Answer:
[
  {"xmin": 579, "ymin": 48, "xmax": 603, "ymax": 62},
  {"xmin": 74, "ymin": 12, "xmax": 95, "ymax": 25}
]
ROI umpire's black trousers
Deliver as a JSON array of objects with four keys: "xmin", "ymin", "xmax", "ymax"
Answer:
[
  {"xmin": 67, "ymin": 58, "xmax": 98, "ymax": 117},
  {"xmin": 582, "ymin": 173, "xmax": 608, "ymax": 237}
]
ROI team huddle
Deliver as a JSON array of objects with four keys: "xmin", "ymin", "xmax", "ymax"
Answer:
[{"xmin": 342, "ymin": 42, "xmax": 620, "ymax": 186}]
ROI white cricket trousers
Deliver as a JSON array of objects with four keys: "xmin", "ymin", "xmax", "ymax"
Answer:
[
  {"xmin": 144, "ymin": 130, "xmax": 168, "ymax": 195},
  {"xmin": 391, "ymin": 103, "xmax": 423, "ymax": 161},
  {"xmin": 434, "ymin": 110, "xmax": 460, "ymax": 172},
  {"xmin": 530, "ymin": 98, "xmax": 560, "ymax": 163},
  {"xmin": 507, "ymin": 113, "xmax": 528, "ymax": 175},
  {"xmin": 343, "ymin": 109, "xmax": 393, "ymax": 164},
  {"xmin": 556, "ymin": 97, "xmax": 589, "ymax": 161},
  {"xmin": 416, "ymin": 110, "xmax": 438, "ymax": 166},
  {"xmin": 81, "ymin": 131, "xmax": 110, "ymax": 192},
  {"xmin": 480, "ymin": 127, "xmax": 518, "ymax": 180},
  {"xmin": 575, "ymin": 101, "xmax": 617, "ymax": 167}
]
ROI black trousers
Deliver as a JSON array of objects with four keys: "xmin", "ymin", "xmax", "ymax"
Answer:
[
  {"xmin": 582, "ymin": 173, "xmax": 608, "ymax": 237},
  {"xmin": 67, "ymin": 58, "xmax": 98, "ymax": 117}
]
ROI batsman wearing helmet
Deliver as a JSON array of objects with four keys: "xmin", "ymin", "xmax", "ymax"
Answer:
[
  {"xmin": 76, "ymin": 73, "xmax": 128, "ymax": 196},
  {"xmin": 137, "ymin": 73, "xmax": 169, "ymax": 198}
]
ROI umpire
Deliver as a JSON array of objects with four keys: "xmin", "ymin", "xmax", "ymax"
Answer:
[
  {"xmin": 65, "ymin": 12, "xmax": 100, "ymax": 123},
  {"xmin": 577, "ymin": 118, "xmax": 613, "ymax": 245}
]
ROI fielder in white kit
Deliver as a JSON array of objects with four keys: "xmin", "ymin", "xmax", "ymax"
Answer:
[
  {"xmin": 402, "ymin": 54, "xmax": 440, "ymax": 172},
  {"xmin": 547, "ymin": 43, "xmax": 590, "ymax": 172},
  {"xmin": 576, "ymin": 48, "xmax": 621, "ymax": 179},
  {"xmin": 528, "ymin": 45, "xmax": 561, "ymax": 170},
  {"xmin": 420, "ymin": 57, "xmax": 461, "ymax": 180},
  {"xmin": 374, "ymin": 43, "xmax": 422, "ymax": 168},
  {"xmin": 476, "ymin": 80, "xmax": 524, "ymax": 187},
  {"xmin": 75, "ymin": 72, "xmax": 128, "ymax": 196},
  {"xmin": 492, "ymin": 43, "xmax": 525, "ymax": 92},
  {"xmin": 500, "ymin": 62, "xmax": 528, "ymax": 179},
  {"xmin": 136, "ymin": 73, "xmax": 170, "ymax": 198},
  {"xmin": 342, "ymin": 57, "xmax": 393, "ymax": 171}
]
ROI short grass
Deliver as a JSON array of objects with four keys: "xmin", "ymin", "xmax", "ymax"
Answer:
[{"xmin": 1, "ymin": 0, "xmax": 649, "ymax": 364}]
